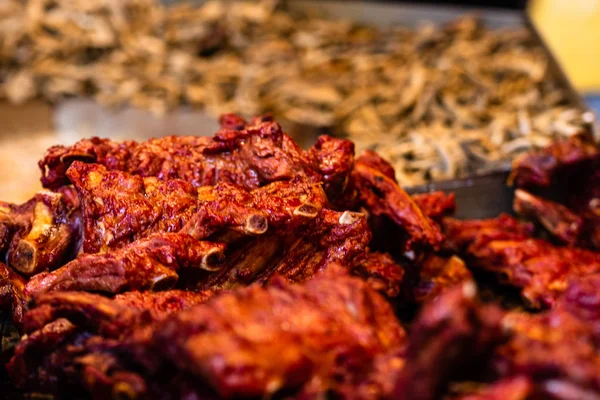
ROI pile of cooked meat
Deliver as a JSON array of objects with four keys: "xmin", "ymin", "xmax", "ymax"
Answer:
[{"xmin": 1, "ymin": 114, "xmax": 600, "ymax": 399}]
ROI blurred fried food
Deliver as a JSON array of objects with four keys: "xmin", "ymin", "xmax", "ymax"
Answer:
[{"xmin": 0, "ymin": 0, "xmax": 594, "ymax": 184}]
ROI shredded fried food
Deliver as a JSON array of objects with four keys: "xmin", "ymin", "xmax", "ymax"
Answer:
[{"xmin": 0, "ymin": 0, "xmax": 594, "ymax": 184}]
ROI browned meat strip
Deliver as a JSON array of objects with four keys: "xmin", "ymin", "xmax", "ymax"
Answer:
[
  {"xmin": 0, "ymin": 262, "xmax": 27, "ymax": 326},
  {"xmin": 25, "ymin": 233, "xmax": 226, "ymax": 296},
  {"xmin": 154, "ymin": 266, "xmax": 407, "ymax": 398},
  {"xmin": 414, "ymin": 255, "xmax": 473, "ymax": 303},
  {"xmin": 394, "ymin": 282, "xmax": 506, "ymax": 400},
  {"xmin": 514, "ymin": 189, "xmax": 583, "ymax": 246},
  {"xmin": 0, "ymin": 189, "xmax": 81, "ymax": 276},
  {"xmin": 68, "ymin": 161, "xmax": 326, "ymax": 253}
]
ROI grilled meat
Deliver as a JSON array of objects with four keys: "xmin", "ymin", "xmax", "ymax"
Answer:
[
  {"xmin": 9, "ymin": 267, "xmax": 407, "ymax": 399},
  {"xmin": 513, "ymin": 189, "xmax": 583, "ymax": 246},
  {"xmin": 0, "ymin": 262, "xmax": 27, "ymax": 326},
  {"xmin": 68, "ymin": 161, "xmax": 327, "ymax": 253},
  {"xmin": 444, "ymin": 215, "xmax": 600, "ymax": 308},
  {"xmin": 0, "ymin": 189, "xmax": 81, "ymax": 276},
  {"xmin": 509, "ymin": 135, "xmax": 600, "ymax": 188},
  {"xmin": 25, "ymin": 233, "xmax": 226, "ymax": 296}
]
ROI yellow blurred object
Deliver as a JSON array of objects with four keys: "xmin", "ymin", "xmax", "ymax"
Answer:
[{"xmin": 529, "ymin": 0, "xmax": 600, "ymax": 92}]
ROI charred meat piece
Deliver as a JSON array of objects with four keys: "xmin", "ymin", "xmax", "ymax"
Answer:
[
  {"xmin": 182, "ymin": 178, "xmax": 327, "ymax": 241},
  {"xmin": 21, "ymin": 292, "xmax": 143, "ymax": 338},
  {"xmin": 41, "ymin": 115, "xmax": 356, "ymax": 204},
  {"xmin": 67, "ymin": 161, "xmax": 199, "ymax": 253},
  {"xmin": 509, "ymin": 135, "xmax": 600, "ymax": 188},
  {"xmin": 414, "ymin": 255, "xmax": 473, "ymax": 303},
  {"xmin": 8, "ymin": 290, "xmax": 213, "ymax": 394},
  {"xmin": 510, "ymin": 136, "xmax": 600, "ymax": 251},
  {"xmin": 0, "ymin": 262, "xmax": 27, "ymax": 326},
  {"xmin": 206, "ymin": 209, "xmax": 371, "ymax": 290},
  {"xmin": 0, "ymin": 190, "xmax": 81, "ymax": 276},
  {"xmin": 10, "ymin": 267, "xmax": 406, "ymax": 399},
  {"xmin": 307, "ymin": 135, "xmax": 356, "ymax": 200},
  {"xmin": 442, "ymin": 214, "xmax": 534, "ymax": 253},
  {"xmin": 446, "ymin": 214, "xmax": 600, "ymax": 307},
  {"xmin": 514, "ymin": 189, "xmax": 583, "ymax": 246},
  {"xmin": 259, "ymin": 210, "xmax": 371, "ymax": 284},
  {"xmin": 412, "ymin": 191, "xmax": 457, "ymax": 222},
  {"xmin": 25, "ymin": 233, "xmax": 226, "ymax": 296},
  {"xmin": 352, "ymin": 251, "xmax": 405, "ymax": 299},
  {"xmin": 40, "ymin": 118, "xmax": 322, "ymax": 190},
  {"xmin": 153, "ymin": 266, "xmax": 407, "ymax": 398},
  {"xmin": 22, "ymin": 290, "xmax": 214, "ymax": 337},
  {"xmin": 393, "ymin": 282, "xmax": 506, "ymax": 400},
  {"xmin": 6, "ymin": 318, "xmax": 81, "ymax": 390},
  {"xmin": 349, "ymin": 152, "xmax": 443, "ymax": 255},
  {"xmin": 68, "ymin": 161, "xmax": 327, "ymax": 253},
  {"xmin": 465, "ymin": 236, "xmax": 600, "ymax": 308},
  {"xmin": 493, "ymin": 278, "xmax": 600, "ymax": 398},
  {"xmin": 113, "ymin": 290, "xmax": 215, "ymax": 321}
]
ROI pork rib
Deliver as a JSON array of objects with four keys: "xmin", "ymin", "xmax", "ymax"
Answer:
[
  {"xmin": 25, "ymin": 233, "xmax": 226, "ymax": 296},
  {"xmin": 0, "ymin": 189, "xmax": 81, "ymax": 276},
  {"xmin": 67, "ymin": 161, "xmax": 327, "ymax": 253}
]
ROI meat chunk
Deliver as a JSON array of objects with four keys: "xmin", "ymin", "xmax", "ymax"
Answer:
[
  {"xmin": 446, "ymin": 216, "xmax": 600, "ymax": 308},
  {"xmin": 11, "ymin": 267, "xmax": 406, "ymax": 399},
  {"xmin": 307, "ymin": 135, "xmax": 356, "ymax": 200},
  {"xmin": 40, "ymin": 118, "xmax": 321, "ymax": 190},
  {"xmin": 510, "ymin": 136, "xmax": 600, "ymax": 251},
  {"xmin": 22, "ymin": 290, "xmax": 214, "ymax": 337},
  {"xmin": 204, "ymin": 209, "xmax": 371, "ymax": 290},
  {"xmin": 8, "ymin": 289, "xmax": 213, "ymax": 394},
  {"xmin": 0, "ymin": 189, "xmax": 81, "ymax": 276},
  {"xmin": 154, "ymin": 266, "xmax": 407, "ymax": 398},
  {"xmin": 67, "ymin": 161, "xmax": 199, "ymax": 253},
  {"xmin": 0, "ymin": 262, "xmax": 27, "ymax": 326},
  {"xmin": 492, "ymin": 276, "xmax": 600, "ymax": 398},
  {"xmin": 509, "ymin": 135, "xmax": 600, "ymax": 188},
  {"xmin": 68, "ymin": 161, "xmax": 327, "ymax": 253},
  {"xmin": 25, "ymin": 233, "xmax": 226, "ymax": 296},
  {"xmin": 6, "ymin": 318, "xmax": 81, "ymax": 389},
  {"xmin": 414, "ymin": 255, "xmax": 473, "ymax": 303},
  {"xmin": 260, "ymin": 210, "xmax": 371, "ymax": 283},
  {"xmin": 442, "ymin": 214, "xmax": 534, "ymax": 253},
  {"xmin": 41, "ymin": 115, "xmax": 441, "ymax": 260},
  {"xmin": 412, "ymin": 191, "xmax": 457, "ymax": 222},
  {"xmin": 352, "ymin": 251, "xmax": 405, "ymax": 298},
  {"xmin": 393, "ymin": 282, "xmax": 506, "ymax": 400},
  {"xmin": 348, "ymin": 152, "xmax": 443, "ymax": 255},
  {"xmin": 466, "ymin": 237, "xmax": 600, "ymax": 308},
  {"xmin": 183, "ymin": 178, "xmax": 327, "ymax": 241},
  {"xmin": 513, "ymin": 189, "xmax": 583, "ymax": 245}
]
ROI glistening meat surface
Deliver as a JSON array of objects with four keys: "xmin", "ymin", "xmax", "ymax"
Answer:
[{"xmin": 25, "ymin": 233, "xmax": 227, "ymax": 296}]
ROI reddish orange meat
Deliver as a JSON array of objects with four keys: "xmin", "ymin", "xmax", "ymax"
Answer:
[{"xmin": 25, "ymin": 233, "xmax": 227, "ymax": 296}]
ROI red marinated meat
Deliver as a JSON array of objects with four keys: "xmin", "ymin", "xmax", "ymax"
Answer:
[
  {"xmin": 0, "ymin": 189, "xmax": 81, "ymax": 276},
  {"xmin": 513, "ymin": 189, "xmax": 583, "ymax": 246},
  {"xmin": 68, "ymin": 161, "xmax": 327, "ymax": 253},
  {"xmin": 25, "ymin": 233, "xmax": 226, "ymax": 296}
]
